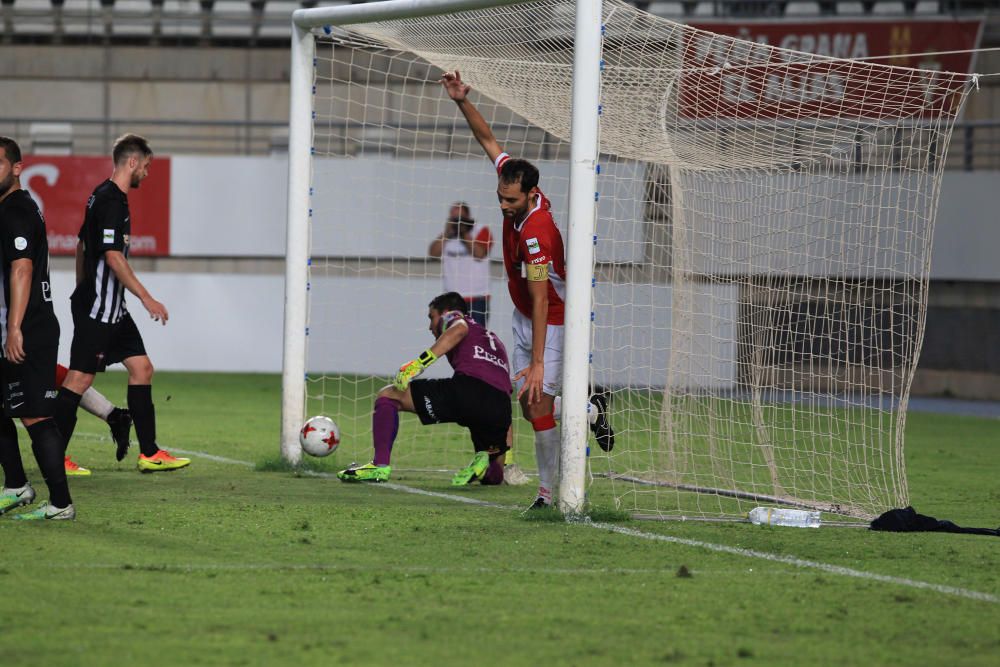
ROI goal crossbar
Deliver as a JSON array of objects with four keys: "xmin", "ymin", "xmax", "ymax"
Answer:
[{"xmin": 292, "ymin": 0, "xmax": 535, "ymax": 28}]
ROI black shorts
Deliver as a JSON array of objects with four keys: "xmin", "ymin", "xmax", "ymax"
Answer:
[
  {"xmin": 409, "ymin": 374, "xmax": 512, "ymax": 454},
  {"xmin": 2, "ymin": 345, "xmax": 58, "ymax": 418},
  {"xmin": 69, "ymin": 307, "xmax": 147, "ymax": 374}
]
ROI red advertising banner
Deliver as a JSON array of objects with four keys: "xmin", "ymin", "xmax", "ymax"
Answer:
[
  {"xmin": 679, "ymin": 19, "xmax": 983, "ymax": 119},
  {"xmin": 20, "ymin": 155, "xmax": 171, "ymax": 256}
]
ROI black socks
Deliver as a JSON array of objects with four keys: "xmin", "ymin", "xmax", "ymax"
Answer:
[
  {"xmin": 54, "ymin": 387, "xmax": 82, "ymax": 452},
  {"xmin": 127, "ymin": 384, "xmax": 159, "ymax": 457},
  {"xmin": 27, "ymin": 419, "xmax": 71, "ymax": 508},
  {"xmin": 0, "ymin": 416, "xmax": 28, "ymax": 490}
]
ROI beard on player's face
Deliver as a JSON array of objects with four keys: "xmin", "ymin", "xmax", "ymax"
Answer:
[
  {"xmin": 0, "ymin": 173, "xmax": 14, "ymax": 197},
  {"xmin": 129, "ymin": 156, "xmax": 152, "ymax": 189},
  {"xmin": 130, "ymin": 169, "xmax": 144, "ymax": 188},
  {"xmin": 498, "ymin": 180, "xmax": 532, "ymax": 220},
  {"xmin": 0, "ymin": 161, "xmax": 18, "ymax": 198},
  {"xmin": 506, "ymin": 202, "xmax": 529, "ymax": 220},
  {"xmin": 428, "ymin": 308, "xmax": 444, "ymax": 337},
  {"xmin": 500, "ymin": 197, "xmax": 529, "ymax": 219}
]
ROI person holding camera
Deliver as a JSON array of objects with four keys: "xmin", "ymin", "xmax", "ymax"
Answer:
[{"xmin": 427, "ymin": 201, "xmax": 493, "ymax": 326}]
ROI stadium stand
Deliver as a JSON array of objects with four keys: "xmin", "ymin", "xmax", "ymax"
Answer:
[{"xmin": 2, "ymin": 1, "xmax": 998, "ymax": 47}]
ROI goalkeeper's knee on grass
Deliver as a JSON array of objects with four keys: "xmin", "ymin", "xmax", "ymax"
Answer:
[{"xmin": 476, "ymin": 447, "xmax": 508, "ymax": 485}]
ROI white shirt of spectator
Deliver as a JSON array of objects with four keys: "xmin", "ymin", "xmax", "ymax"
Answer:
[{"xmin": 441, "ymin": 224, "xmax": 492, "ymax": 298}]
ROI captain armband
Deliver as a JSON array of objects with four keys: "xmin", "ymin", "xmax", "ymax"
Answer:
[{"xmin": 525, "ymin": 262, "xmax": 550, "ymax": 282}]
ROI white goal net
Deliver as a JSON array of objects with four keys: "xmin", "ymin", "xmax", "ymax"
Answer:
[{"xmin": 292, "ymin": 0, "xmax": 976, "ymax": 520}]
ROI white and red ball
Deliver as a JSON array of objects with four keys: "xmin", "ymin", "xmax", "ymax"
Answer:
[{"xmin": 299, "ymin": 415, "xmax": 340, "ymax": 457}]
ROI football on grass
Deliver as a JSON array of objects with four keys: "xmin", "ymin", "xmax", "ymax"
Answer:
[{"xmin": 299, "ymin": 416, "xmax": 340, "ymax": 457}]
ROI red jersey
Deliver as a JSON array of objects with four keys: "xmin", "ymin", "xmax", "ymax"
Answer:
[{"xmin": 495, "ymin": 153, "xmax": 566, "ymax": 325}]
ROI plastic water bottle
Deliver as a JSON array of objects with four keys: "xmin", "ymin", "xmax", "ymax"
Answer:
[{"xmin": 747, "ymin": 507, "xmax": 821, "ymax": 528}]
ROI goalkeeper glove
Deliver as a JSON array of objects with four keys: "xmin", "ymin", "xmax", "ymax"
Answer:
[{"xmin": 393, "ymin": 349, "xmax": 437, "ymax": 390}]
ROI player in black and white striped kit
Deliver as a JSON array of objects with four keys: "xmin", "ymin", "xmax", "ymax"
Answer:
[{"xmin": 54, "ymin": 134, "xmax": 190, "ymax": 473}]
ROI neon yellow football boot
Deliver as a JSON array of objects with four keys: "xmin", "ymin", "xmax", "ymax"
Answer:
[
  {"xmin": 337, "ymin": 462, "xmax": 391, "ymax": 483},
  {"xmin": 137, "ymin": 449, "xmax": 191, "ymax": 473},
  {"xmin": 64, "ymin": 456, "xmax": 91, "ymax": 476},
  {"xmin": 452, "ymin": 451, "xmax": 490, "ymax": 486}
]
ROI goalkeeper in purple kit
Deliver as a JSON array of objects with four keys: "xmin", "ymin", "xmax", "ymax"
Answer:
[{"xmin": 338, "ymin": 292, "xmax": 513, "ymax": 486}]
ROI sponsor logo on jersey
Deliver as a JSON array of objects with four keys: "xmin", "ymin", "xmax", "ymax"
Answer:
[
  {"xmin": 473, "ymin": 345, "xmax": 509, "ymax": 371},
  {"xmin": 103, "ymin": 229, "xmax": 115, "ymax": 244},
  {"xmin": 13, "ymin": 237, "xmax": 27, "ymax": 251},
  {"xmin": 526, "ymin": 237, "xmax": 541, "ymax": 254},
  {"xmin": 44, "ymin": 390, "xmax": 58, "ymax": 399}
]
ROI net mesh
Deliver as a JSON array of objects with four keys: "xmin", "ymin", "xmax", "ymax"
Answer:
[{"xmin": 301, "ymin": 0, "xmax": 975, "ymax": 519}]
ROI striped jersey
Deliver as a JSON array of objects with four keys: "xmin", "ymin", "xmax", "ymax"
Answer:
[{"xmin": 72, "ymin": 179, "xmax": 131, "ymax": 324}]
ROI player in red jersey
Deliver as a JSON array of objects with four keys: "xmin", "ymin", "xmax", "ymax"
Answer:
[{"xmin": 440, "ymin": 71, "xmax": 614, "ymax": 509}]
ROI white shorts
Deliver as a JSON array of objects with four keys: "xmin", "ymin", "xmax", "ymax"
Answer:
[{"xmin": 511, "ymin": 309, "xmax": 563, "ymax": 398}]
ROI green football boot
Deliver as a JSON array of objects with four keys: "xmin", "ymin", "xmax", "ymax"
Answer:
[
  {"xmin": 0, "ymin": 484, "xmax": 36, "ymax": 516},
  {"xmin": 12, "ymin": 502, "xmax": 76, "ymax": 521},
  {"xmin": 337, "ymin": 462, "xmax": 391, "ymax": 483},
  {"xmin": 452, "ymin": 451, "xmax": 490, "ymax": 486}
]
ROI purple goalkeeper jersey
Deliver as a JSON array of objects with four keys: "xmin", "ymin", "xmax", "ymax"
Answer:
[{"xmin": 442, "ymin": 312, "xmax": 512, "ymax": 395}]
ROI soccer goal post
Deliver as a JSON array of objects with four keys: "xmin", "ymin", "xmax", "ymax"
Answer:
[
  {"xmin": 283, "ymin": 0, "xmax": 977, "ymax": 521},
  {"xmin": 283, "ymin": 0, "xmax": 601, "ymax": 514}
]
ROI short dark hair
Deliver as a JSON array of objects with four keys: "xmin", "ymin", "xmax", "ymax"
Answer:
[
  {"xmin": 499, "ymin": 158, "xmax": 539, "ymax": 194},
  {"xmin": 449, "ymin": 201, "xmax": 474, "ymax": 224},
  {"xmin": 112, "ymin": 134, "xmax": 153, "ymax": 165},
  {"xmin": 0, "ymin": 136, "xmax": 22, "ymax": 165},
  {"xmin": 428, "ymin": 291, "xmax": 469, "ymax": 315}
]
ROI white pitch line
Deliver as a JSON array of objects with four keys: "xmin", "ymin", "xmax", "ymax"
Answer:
[
  {"xmin": 301, "ymin": 469, "xmax": 519, "ymax": 509},
  {"xmin": 158, "ymin": 447, "xmax": 1000, "ymax": 604},
  {"xmin": 168, "ymin": 447, "xmax": 255, "ymax": 468},
  {"xmin": 592, "ymin": 523, "xmax": 998, "ymax": 604}
]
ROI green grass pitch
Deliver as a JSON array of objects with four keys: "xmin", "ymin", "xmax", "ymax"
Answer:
[{"xmin": 2, "ymin": 372, "xmax": 998, "ymax": 666}]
